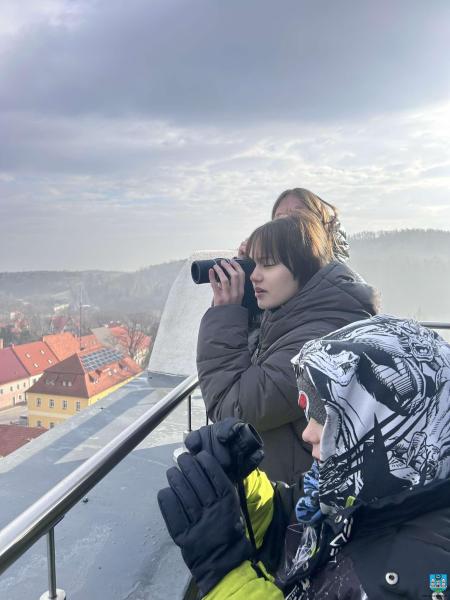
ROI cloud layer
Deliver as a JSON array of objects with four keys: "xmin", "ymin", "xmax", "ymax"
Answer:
[{"xmin": 0, "ymin": 0, "xmax": 449, "ymax": 270}]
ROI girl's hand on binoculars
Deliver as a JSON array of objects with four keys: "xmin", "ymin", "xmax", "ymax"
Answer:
[{"xmin": 209, "ymin": 259, "xmax": 245, "ymax": 306}]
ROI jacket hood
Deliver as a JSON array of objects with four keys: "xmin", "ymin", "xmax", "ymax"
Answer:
[
  {"xmin": 259, "ymin": 262, "xmax": 379, "ymax": 349},
  {"xmin": 292, "ymin": 315, "xmax": 450, "ymax": 514}
]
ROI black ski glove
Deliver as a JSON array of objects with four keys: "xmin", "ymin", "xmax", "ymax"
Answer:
[
  {"xmin": 158, "ymin": 451, "xmax": 252, "ymax": 596},
  {"xmin": 184, "ymin": 417, "xmax": 264, "ymax": 482}
]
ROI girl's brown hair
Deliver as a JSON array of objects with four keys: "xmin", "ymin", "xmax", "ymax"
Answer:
[
  {"xmin": 271, "ymin": 188, "xmax": 339, "ymax": 235},
  {"xmin": 247, "ymin": 212, "xmax": 334, "ymax": 288}
]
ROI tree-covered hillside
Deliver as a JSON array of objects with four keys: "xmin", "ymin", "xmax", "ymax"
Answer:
[
  {"xmin": 0, "ymin": 230, "xmax": 449, "ymax": 323},
  {"xmin": 0, "ymin": 261, "xmax": 184, "ymax": 313}
]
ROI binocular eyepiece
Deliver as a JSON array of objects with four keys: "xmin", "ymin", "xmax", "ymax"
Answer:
[
  {"xmin": 232, "ymin": 422, "xmax": 263, "ymax": 457},
  {"xmin": 191, "ymin": 257, "xmax": 261, "ymax": 318}
]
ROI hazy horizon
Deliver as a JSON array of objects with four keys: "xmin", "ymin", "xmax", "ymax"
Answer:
[
  {"xmin": 0, "ymin": 227, "xmax": 448, "ymax": 274},
  {"xmin": 1, "ymin": 1, "xmax": 449, "ymax": 271}
]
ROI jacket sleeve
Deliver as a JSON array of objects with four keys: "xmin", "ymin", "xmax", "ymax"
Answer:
[
  {"xmin": 244, "ymin": 469, "xmax": 275, "ymax": 548},
  {"xmin": 204, "ymin": 471, "xmax": 295, "ymax": 600},
  {"xmin": 204, "ymin": 560, "xmax": 283, "ymax": 600},
  {"xmin": 197, "ymin": 305, "xmax": 305, "ymax": 432}
]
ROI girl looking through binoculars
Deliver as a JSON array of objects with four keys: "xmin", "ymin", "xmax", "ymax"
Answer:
[{"xmin": 197, "ymin": 208, "xmax": 378, "ymax": 483}]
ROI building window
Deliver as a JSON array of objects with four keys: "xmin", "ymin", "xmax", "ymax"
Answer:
[
  {"xmin": 68, "ymin": 381, "xmax": 72, "ymax": 387},
  {"xmin": 17, "ymin": 384, "xmax": 20, "ymax": 390},
  {"xmin": 63, "ymin": 400, "xmax": 68, "ymax": 410},
  {"xmin": 37, "ymin": 420, "xmax": 42, "ymax": 427},
  {"xmin": 49, "ymin": 422, "xmax": 55, "ymax": 429},
  {"xmin": 40, "ymin": 350, "xmax": 45, "ymax": 355},
  {"xmin": 49, "ymin": 399, "xmax": 55, "ymax": 408},
  {"xmin": 10, "ymin": 386, "xmax": 13, "ymax": 392},
  {"xmin": 76, "ymin": 401, "xmax": 81, "ymax": 412},
  {"xmin": 18, "ymin": 394, "xmax": 22, "ymax": 401},
  {"xmin": 33, "ymin": 363, "xmax": 38, "ymax": 368},
  {"xmin": 23, "ymin": 382, "xmax": 26, "ymax": 388},
  {"xmin": 48, "ymin": 359, "xmax": 53, "ymax": 364},
  {"xmin": 0, "ymin": 389, "xmax": 3, "ymax": 395},
  {"xmin": 36, "ymin": 398, "xmax": 41, "ymax": 407},
  {"xmin": 26, "ymin": 353, "xmax": 31, "ymax": 358}
]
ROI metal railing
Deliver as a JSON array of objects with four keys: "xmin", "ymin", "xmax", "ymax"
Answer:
[
  {"xmin": 0, "ymin": 374, "xmax": 199, "ymax": 600},
  {"xmin": 420, "ymin": 322, "xmax": 450, "ymax": 330}
]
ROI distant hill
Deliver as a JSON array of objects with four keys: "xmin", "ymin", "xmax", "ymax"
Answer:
[
  {"xmin": 0, "ymin": 261, "xmax": 185, "ymax": 314},
  {"xmin": 0, "ymin": 230, "xmax": 449, "ymax": 324},
  {"xmin": 348, "ymin": 229, "xmax": 450, "ymax": 322}
]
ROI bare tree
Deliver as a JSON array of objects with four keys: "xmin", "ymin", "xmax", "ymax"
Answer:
[{"xmin": 117, "ymin": 313, "xmax": 159, "ymax": 368}]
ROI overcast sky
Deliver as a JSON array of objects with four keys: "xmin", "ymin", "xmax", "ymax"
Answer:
[{"xmin": 0, "ymin": 0, "xmax": 449, "ymax": 271}]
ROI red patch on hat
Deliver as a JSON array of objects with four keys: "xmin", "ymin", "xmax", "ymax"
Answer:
[{"xmin": 298, "ymin": 391, "xmax": 308, "ymax": 410}]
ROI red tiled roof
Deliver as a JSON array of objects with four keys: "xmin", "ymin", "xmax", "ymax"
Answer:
[
  {"xmin": 0, "ymin": 348, "xmax": 29, "ymax": 385},
  {"xmin": 79, "ymin": 334, "xmax": 101, "ymax": 352},
  {"xmin": 42, "ymin": 332, "xmax": 80, "ymax": 361},
  {"xmin": 0, "ymin": 424, "xmax": 46, "ymax": 457},
  {"xmin": 12, "ymin": 341, "xmax": 59, "ymax": 376},
  {"xmin": 28, "ymin": 347, "xmax": 142, "ymax": 399}
]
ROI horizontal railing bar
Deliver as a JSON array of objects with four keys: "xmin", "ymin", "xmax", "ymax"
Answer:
[
  {"xmin": 0, "ymin": 374, "xmax": 199, "ymax": 576},
  {"xmin": 419, "ymin": 322, "xmax": 450, "ymax": 330}
]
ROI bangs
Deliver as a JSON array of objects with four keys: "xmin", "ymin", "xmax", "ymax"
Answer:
[{"xmin": 247, "ymin": 219, "xmax": 295, "ymax": 273}]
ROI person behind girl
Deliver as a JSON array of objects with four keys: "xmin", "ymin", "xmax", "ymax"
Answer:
[
  {"xmin": 196, "ymin": 213, "xmax": 379, "ymax": 483},
  {"xmin": 239, "ymin": 187, "xmax": 349, "ymax": 264}
]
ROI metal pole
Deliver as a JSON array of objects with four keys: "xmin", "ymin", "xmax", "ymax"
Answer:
[
  {"xmin": 39, "ymin": 528, "xmax": 65, "ymax": 600},
  {"xmin": 420, "ymin": 322, "xmax": 450, "ymax": 330},
  {"xmin": 47, "ymin": 529, "xmax": 57, "ymax": 598},
  {"xmin": 187, "ymin": 394, "xmax": 192, "ymax": 432}
]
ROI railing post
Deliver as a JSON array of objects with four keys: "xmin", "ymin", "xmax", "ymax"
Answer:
[
  {"xmin": 187, "ymin": 394, "xmax": 192, "ymax": 432},
  {"xmin": 182, "ymin": 394, "xmax": 193, "ymax": 445},
  {"xmin": 39, "ymin": 528, "xmax": 65, "ymax": 600}
]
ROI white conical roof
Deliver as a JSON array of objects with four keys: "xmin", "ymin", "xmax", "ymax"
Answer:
[{"xmin": 148, "ymin": 250, "xmax": 235, "ymax": 376}]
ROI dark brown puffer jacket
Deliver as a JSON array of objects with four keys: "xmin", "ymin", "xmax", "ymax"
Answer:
[{"xmin": 196, "ymin": 261, "xmax": 379, "ymax": 483}]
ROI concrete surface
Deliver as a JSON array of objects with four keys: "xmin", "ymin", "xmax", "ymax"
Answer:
[{"xmin": 0, "ymin": 373, "xmax": 207, "ymax": 600}]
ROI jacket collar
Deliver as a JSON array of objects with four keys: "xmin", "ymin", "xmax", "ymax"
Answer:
[
  {"xmin": 284, "ymin": 477, "xmax": 450, "ymax": 587},
  {"xmin": 345, "ymin": 476, "xmax": 450, "ymax": 536},
  {"xmin": 259, "ymin": 261, "xmax": 374, "ymax": 347}
]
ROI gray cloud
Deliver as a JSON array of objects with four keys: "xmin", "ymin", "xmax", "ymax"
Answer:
[
  {"xmin": 0, "ymin": 0, "xmax": 449, "ymax": 271},
  {"xmin": 1, "ymin": 0, "xmax": 449, "ymax": 123},
  {"xmin": 1, "ymin": 103, "xmax": 449, "ymax": 270}
]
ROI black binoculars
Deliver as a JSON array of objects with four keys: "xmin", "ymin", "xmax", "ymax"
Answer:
[
  {"xmin": 231, "ymin": 422, "xmax": 263, "ymax": 461},
  {"xmin": 191, "ymin": 257, "xmax": 261, "ymax": 317},
  {"xmin": 190, "ymin": 257, "xmax": 255, "ymax": 284}
]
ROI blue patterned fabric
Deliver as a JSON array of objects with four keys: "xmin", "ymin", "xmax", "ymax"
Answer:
[{"xmin": 295, "ymin": 461, "xmax": 323, "ymax": 524}]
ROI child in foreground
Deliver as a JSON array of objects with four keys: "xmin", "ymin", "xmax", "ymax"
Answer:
[{"xmin": 159, "ymin": 315, "xmax": 450, "ymax": 599}]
